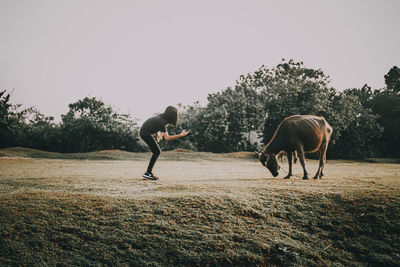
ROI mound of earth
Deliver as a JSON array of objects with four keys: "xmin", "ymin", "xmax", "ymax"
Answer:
[{"xmin": 0, "ymin": 147, "xmax": 257, "ymax": 162}]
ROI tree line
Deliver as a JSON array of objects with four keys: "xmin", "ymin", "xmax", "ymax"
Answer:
[
  {"xmin": 0, "ymin": 95, "xmax": 146, "ymax": 153},
  {"xmin": 1, "ymin": 59, "xmax": 399, "ymax": 158}
]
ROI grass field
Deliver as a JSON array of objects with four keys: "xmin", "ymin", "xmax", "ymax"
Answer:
[{"xmin": 0, "ymin": 147, "xmax": 399, "ymax": 266}]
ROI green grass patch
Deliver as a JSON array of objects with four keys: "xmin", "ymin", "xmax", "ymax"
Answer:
[{"xmin": 0, "ymin": 190, "xmax": 398, "ymax": 266}]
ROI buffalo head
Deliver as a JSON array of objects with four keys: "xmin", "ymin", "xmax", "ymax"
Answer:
[{"xmin": 258, "ymin": 152, "xmax": 280, "ymax": 177}]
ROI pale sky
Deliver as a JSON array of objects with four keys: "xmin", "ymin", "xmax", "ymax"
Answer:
[{"xmin": 0, "ymin": 0, "xmax": 399, "ymax": 124}]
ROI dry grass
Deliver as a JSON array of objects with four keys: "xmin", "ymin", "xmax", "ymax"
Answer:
[{"xmin": 0, "ymin": 148, "xmax": 399, "ymax": 266}]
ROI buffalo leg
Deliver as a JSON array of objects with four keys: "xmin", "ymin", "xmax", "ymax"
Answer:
[
  {"xmin": 320, "ymin": 141, "xmax": 329, "ymax": 178},
  {"xmin": 319, "ymin": 150, "xmax": 325, "ymax": 177},
  {"xmin": 297, "ymin": 148, "xmax": 308, "ymax": 179},
  {"xmin": 314, "ymin": 150, "xmax": 322, "ymax": 179},
  {"xmin": 293, "ymin": 151, "xmax": 298, "ymax": 164},
  {"xmin": 284, "ymin": 152, "xmax": 293, "ymax": 179},
  {"xmin": 314, "ymin": 142, "xmax": 328, "ymax": 179}
]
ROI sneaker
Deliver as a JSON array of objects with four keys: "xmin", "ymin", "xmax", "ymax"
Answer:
[{"xmin": 143, "ymin": 172, "xmax": 159, "ymax": 180}]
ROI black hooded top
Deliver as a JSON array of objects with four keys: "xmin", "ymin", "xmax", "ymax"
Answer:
[{"xmin": 139, "ymin": 116, "xmax": 167, "ymax": 137}]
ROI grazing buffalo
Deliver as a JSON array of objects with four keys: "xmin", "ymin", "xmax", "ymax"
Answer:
[{"xmin": 258, "ymin": 115, "xmax": 333, "ymax": 179}]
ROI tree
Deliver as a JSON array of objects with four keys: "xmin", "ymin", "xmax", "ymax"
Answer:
[
  {"xmin": 0, "ymin": 90, "xmax": 28, "ymax": 148},
  {"xmin": 0, "ymin": 90, "xmax": 14, "ymax": 147},
  {"xmin": 60, "ymin": 97, "xmax": 143, "ymax": 152},
  {"xmin": 328, "ymin": 86, "xmax": 382, "ymax": 158},
  {"xmin": 371, "ymin": 91, "xmax": 400, "ymax": 157},
  {"xmin": 233, "ymin": 59, "xmax": 387, "ymax": 159},
  {"xmin": 22, "ymin": 108, "xmax": 61, "ymax": 151},
  {"xmin": 365, "ymin": 66, "xmax": 400, "ymax": 157},
  {"xmin": 384, "ymin": 66, "xmax": 400, "ymax": 94},
  {"xmin": 196, "ymin": 85, "xmax": 264, "ymax": 152},
  {"xmin": 194, "ymin": 95, "xmax": 231, "ymax": 152},
  {"xmin": 237, "ymin": 59, "xmax": 333, "ymax": 144}
]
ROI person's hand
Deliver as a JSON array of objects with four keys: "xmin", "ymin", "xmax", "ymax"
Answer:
[{"xmin": 180, "ymin": 130, "xmax": 191, "ymax": 137}]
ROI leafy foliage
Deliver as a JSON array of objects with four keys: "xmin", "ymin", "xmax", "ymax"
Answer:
[
  {"xmin": 22, "ymin": 108, "xmax": 61, "ymax": 151},
  {"xmin": 328, "ymin": 86, "xmax": 383, "ymax": 158},
  {"xmin": 1, "ymin": 62, "xmax": 399, "ymax": 158},
  {"xmin": 238, "ymin": 60, "xmax": 333, "ymax": 143},
  {"xmin": 163, "ymin": 60, "xmax": 397, "ymax": 158},
  {"xmin": 384, "ymin": 66, "xmax": 400, "ymax": 93},
  {"xmin": 370, "ymin": 91, "xmax": 400, "ymax": 157},
  {"xmin": 0, "ymin": 93, "xmax": 144, "ymax": 153},
  {"xmin": 0, "ymin": 90, "xmax": 30, "ymax": 148},
  {"xmin": 60, "ymin": 97, "xmax": 143, "ymax": 152}
]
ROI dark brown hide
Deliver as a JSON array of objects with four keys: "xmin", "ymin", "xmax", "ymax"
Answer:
[{"xmin": 259, "ymin": 115, "xmax": 333, "ymax": 179}]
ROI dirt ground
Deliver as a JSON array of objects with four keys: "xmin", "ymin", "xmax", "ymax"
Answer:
[{"xmin": 1, "ymin": 156, "xmax": 399, "ymax": 198}]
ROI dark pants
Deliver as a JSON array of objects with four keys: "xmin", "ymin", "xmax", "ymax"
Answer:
[{"xmin": 140, "ymin": 135, "xmax": 161, "ymax": 173}]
